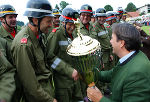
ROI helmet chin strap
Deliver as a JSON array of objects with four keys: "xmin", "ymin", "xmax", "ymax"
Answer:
[
  {"xmin": 64, "ymin": 21, "xmax": 69, "ymax": 38},
  {"xmin": 28, "ymin": 17, "xmax": 37, "ymax": 26},
  {"xmin": 38, "ymin": 18, "xmax": 43, "ymax": 38},
  {"xmin": 37, "ymin": 18, "xmax": 45, "ymax": 53}
]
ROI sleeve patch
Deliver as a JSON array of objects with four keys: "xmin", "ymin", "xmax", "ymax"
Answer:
[
  {"xmin": 107, "ymin": 26, "xmax": 110, "ymax": 28},
  {"xmin": 21, "ymin": 38, "xmax": 27, "ymax": 44},
  {"xmin": 52, "ymin": 29, "xmax": 57, "ymax": 32}
]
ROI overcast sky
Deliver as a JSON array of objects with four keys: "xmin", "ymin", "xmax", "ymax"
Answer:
[{"xmin": 1, "ymin": 0, "xmax": 150, "ymax": 23}]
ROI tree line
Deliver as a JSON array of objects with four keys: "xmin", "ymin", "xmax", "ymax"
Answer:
[{"xmin": 56, "ymin": 1, "xmax": 137, "ymax": 12}]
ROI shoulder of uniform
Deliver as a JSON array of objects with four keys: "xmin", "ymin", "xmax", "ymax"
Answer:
[
  {"xmin": 20, "ymin": 34, "xmax": 29, "ymax": 44},
  {"xmin": 52, "ymin": 27, "xmax": 61, "ymax": 32}
]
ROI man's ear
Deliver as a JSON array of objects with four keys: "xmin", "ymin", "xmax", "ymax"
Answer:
[
  {"xmin": 0, "ymin": 17, "xmax": 3, "ymax": 21},
  {"xmin": 0, "ymin": 17, "xmax": 5, "ymax": 23},
  {"xmin": 120, "ymin": 40, "xmax": 125, "ymax": 48},
  {"xmin": 32, "ymin": 18, "xmax": 38, "ymax": 26}
]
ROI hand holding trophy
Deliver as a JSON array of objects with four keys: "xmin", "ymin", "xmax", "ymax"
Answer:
[{"xmin": 66, "ymin": 18, "xmax": 102, "ymax": 101}]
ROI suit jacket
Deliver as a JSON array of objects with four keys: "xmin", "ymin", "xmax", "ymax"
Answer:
[{"xmin": 99, "ymin": 51, "xmax": 150, "ymax": 102}]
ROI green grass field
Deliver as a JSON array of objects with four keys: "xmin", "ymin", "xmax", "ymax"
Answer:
[{"xmin": 141, "ymin": 26, "xmax": 150, "ymax": 35}]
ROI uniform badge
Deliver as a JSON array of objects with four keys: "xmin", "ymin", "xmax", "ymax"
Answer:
[
  {"xmin": 21, "ymin": 38, "xmax": 27, "ymax": 44},
  {"xmin": 52, "ymin": 29, "xmax": 57, "ymax": 32},
  {"xmin": 107, "ymin": 26, "xmax": 110, "ymax": 28}
]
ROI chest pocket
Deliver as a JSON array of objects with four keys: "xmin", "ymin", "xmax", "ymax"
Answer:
[
  {"xmin": 59, "ymin": 41, "xmax": 69, "ymax": 52},
  {"xmin": 98, "ymin": 30, "xmax": 109, "ymax": 39}
]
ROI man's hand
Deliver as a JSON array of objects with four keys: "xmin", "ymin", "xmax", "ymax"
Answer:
[
  {"xmin": 87, "ymin": 86, "xmax": 103, "ymax": 102},
  {"xmin": 72, "ymin": 69, "xmax": 79, "ymax": 81},
  {"xmin": 135, "ymin": 26, "xmax": 141, "ymax": 31},
  {"xmin": 53, "ymin": 99, "xmax": 57, "ymax": 102},
  {"xmin": 110, "ymin": 55, "xmax": 113, "ymax": 62}
]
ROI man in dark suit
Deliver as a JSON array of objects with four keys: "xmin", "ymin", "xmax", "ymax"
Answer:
[{"xmin": 87, "ymin": 23, "xmax": 150, "ymax": 102}]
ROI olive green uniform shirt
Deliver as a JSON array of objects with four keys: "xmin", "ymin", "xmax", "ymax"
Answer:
[
  {"xmin": 0, "ymin": 26, "xmax": 15, "ymax": 46},
  {"xmin": 91, "ymin": 21, "xmax": 112, "ymax": 70},
  {"xmin": 0, "ymin": 37, "xmax": 15, "ymax": 102},
  {"xmin": 11, "ymin": 26, "xmax": 54, "ymax": 102},
  {"xmin": 0, "ymin": 25, "xmax": 18, "ymax": 63},
  {"xmin": 0, "ymin": 25, "xmax": 20, "ymax": 47},
  {"xmin": 46, "ymin": 25, "xmax": 83, "ymax": 102},
  {"xmin": 79, "ymin": 21, "xmax": 94, "ymax": 36}
]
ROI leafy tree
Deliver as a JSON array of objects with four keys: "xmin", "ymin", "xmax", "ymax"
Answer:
[
  {"xmin": 125, "ymin": 2, "xmax": 136, "ymax": 12},
  {"xmin": 55, "ymin": 4, "xmax": 60, "ymax": 10},
  {"xmin": 17, "ymin": 25, "xmax": 22, "ymax": 31},
  {"xmin": 104, "ymin": 5, "xmax": 113, "ymax": 12},
  {"xmin": 59, "ymin": 1, "xmax": 69, "ymax": 10},
  {"xmin": 17, "ymin": 21, "xmax": 24, "ymax": 26}
]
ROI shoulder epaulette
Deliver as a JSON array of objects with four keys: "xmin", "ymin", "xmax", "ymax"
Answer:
[{"xmin": 21, "ymin": 34, "xmax": 29, "ymax": 44}]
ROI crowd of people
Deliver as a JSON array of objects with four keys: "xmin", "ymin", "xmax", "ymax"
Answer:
[{"xmin": 0, "ymin": 0, "xmax": 150, "ymax": 102}]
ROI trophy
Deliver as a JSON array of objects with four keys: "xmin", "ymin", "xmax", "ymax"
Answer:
[{"xmin": 66, "ymin": 18, "xmax": 102, "ymax": 88}]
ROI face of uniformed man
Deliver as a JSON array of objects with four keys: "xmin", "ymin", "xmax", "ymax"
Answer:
[
  {"xmin": 63, "ymin": 22, "xmax": 75, "ymax": 34},
  {"xmin": 122, "ymin": 15, "xmax": 127, "ymax": 21},
  {"xmin": 80, "ymin": 12, "xmax": 91, "ymax": 25},
  {"xmin": 0, "ymin": 14, "xmax": 17, "ymax": 28},
  {"xmin": 53, "ymin": 15, "xmax": 60, "ymax": 26},
  {"xmin": 106, "ymin": 20, "xmax": 112, "ymax": 25},
  {"xmin": 40, "ymin": 16, "xmax": 53, "ymax": 34},
  {"xmin": 97, "ymin": 16, "xmax": 106, "ymax": 25},
  {"xmin": 91, "ymin": 17, "xmax": 96, "ymax": 23}
]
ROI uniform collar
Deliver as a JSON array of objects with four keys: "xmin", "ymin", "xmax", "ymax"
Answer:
[
  {"xmin": 79, "ymin": 21, "xmax": 93, "ymax": 32},
  {"xmin": 0, "ymin": 25, "xmax": 14, "ymax": 39},
  {"xmin": 26, "ymin": 26, "xmax": 40, "ymax": 48}
]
